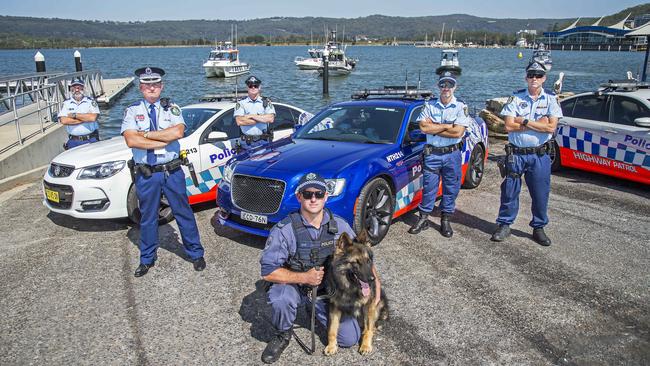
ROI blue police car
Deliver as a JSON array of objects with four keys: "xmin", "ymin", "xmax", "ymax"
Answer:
[{"xmin": 216, "ymin": 88, "xmax": 489, "ymax": 244}]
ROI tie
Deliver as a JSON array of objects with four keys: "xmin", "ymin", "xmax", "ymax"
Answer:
[{"xmin": 146, "ymin": 104, "xmax": 157, "ymax": 165}]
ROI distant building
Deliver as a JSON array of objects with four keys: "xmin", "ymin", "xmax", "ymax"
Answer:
[
  {"xmin": 633, "ymin": 14, "xmax": 650, "ymax": 28},
  {"xmin": 542, "ymin": 14, "xmax": 645, "ymax": 51}
]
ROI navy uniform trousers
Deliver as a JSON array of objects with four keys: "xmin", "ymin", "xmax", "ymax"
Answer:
[
  {"xmin": 65, "ymin": 136, "xmax": 98, "ymax": 150},
  {"xmin": 419, "ymin": 149, "xmax": 462, "ymax": 214},
  {"xmin": 268, "ymin": 283, "xmax": 361, "ymax": 347},
  {"xmin": 496, "ymin": 152, "xmax": 551, "ymax": 228},
  {"xmin": 135, "ymin": 167, "xmax": 204, "ymax": 264}
]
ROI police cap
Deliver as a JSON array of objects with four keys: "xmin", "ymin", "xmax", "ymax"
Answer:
[
  {"xmin": 134, "ymin": 67, "xmax": 165, "ymax": 84},
  {"xmin": 296, "ymin": 172, "xmax": 327, "ymax": 193},
  {"xmin": 438, "ymin": 71, "xmax": 457, "ymax": 87},
  {"xmin": 69, "ymin": 78, "xmax": 85, "ymax": 87},
  {"xmin": 525, "ymin": 61, "xmax": 546, "ymax": 75},
  {"xmin": 245, "ymin": 75, "xmax": 262, "ymax": 87}
]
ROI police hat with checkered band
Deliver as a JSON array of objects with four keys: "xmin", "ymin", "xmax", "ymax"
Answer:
[
  {"xmin": 69, "ymin": 78, "xmax": 85, "ymax": 87},
  {"xmin": 244, "ymin": 75, "xmax": 262, "ymax": 87},
  {"xmin": 525, "ymin": 61, "xmax": 547, "ymax": 75},
  {"xmin": 134, "ymin": 67, "xmax": 165, "ymax": 84},
  {"xmin": 296, "ymin": 172, "xmax": 327, "ymax": 193}
]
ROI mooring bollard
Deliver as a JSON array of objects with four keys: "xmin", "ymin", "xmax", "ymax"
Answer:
[
  {"xmin": 35, "ymin": 51, "xmax": 45, "ymax": 72},
  {"xmin": 322, "ymin": 49, "xmax": 329, "ymax": 95},
  {"xmin": 74, "ymin": 50, "xmax": 83, "ymax": 72}
]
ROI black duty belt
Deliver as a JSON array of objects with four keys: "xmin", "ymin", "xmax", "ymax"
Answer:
[
  {"xmin": 242, "ymin": 133, "xmax": 271, "ymax": 144},
  {"xmin": 136, "ymin": 158, "xmax": 183, "ymax": 176},
  {"xmin": 424, "ymin": 142, "xmax": 463, "ymax": 155},
  {"xmin": 508, "ymin": 141, "xmax": 551, "ymax": 156},
  {"xmin": 69, "ymin": 131, "xmax": 99, "ymax": 141}
]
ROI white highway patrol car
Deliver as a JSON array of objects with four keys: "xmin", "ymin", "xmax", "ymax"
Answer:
[
  {"xmin": 43, "ymin": 99, "xmax": 306, "ymax": 222},
  {"xmin": 553, "ymin": 80, "xmax": 650, "ymax": 185}
]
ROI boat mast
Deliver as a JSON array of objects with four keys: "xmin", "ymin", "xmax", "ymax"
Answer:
[{"xmin": 440, "ymin": 23, "xmax": 445, "ymax": 44}]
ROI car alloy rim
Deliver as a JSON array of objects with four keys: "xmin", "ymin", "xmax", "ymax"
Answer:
[
  {"xmin": 364, "ymin": 185, "xmax": 392, "ymax": 239},
  {"xmin": 471, "ymin": 149, "xmax": 484, "ymax": 181}
]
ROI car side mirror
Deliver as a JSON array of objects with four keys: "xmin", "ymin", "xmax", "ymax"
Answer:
[
  {"xmin": 634, "ymin": 117, "xmax": 650, "ymax": 128},
  {"xmin": 206, "ymin": 131, "xmax": 229, "ymax": 142}
]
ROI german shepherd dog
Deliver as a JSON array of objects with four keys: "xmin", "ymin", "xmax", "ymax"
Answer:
[{"xmin": 324, "ymin": 231, "xmax": 389, "ymax": 356}]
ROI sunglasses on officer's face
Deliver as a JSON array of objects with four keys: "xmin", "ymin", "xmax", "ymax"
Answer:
[
  {"xmin": 247, "ymin": 84, "xmax": 260, "ymax": 89},
  {"xmin": 526, "ymin": 73, "xmax": 545, "ymax": 79},
  {"xmin": 300, "ymin": 190, "xmax": 326, "ymax": 200},
  {"xmin": 438, "ymin": 81, "xmax": 456, "ymax": 89}
]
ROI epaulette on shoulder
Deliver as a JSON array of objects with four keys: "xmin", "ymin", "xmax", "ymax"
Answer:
[
  {"xmin": 455, "ymin": 97, "xmax": 467, "ymax": 105},
  {"xmin": 544, "ymin": 88, "xmax": 556, "ymax": 96},
  {"xmin": 128, "ymin": 101, "xmax": 141, "ymax": 107},
  {"xmin": 276, "ymin": 216, "xmax": 292, "ymax": 228},
  {"xmin": 514, "ymin": 88, "xmax": 526, "ymax": 94}
]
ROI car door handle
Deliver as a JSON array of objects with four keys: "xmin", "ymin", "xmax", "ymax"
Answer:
[{"xmin": 604, "ymin": 129, "xmax": 618, "ymax": 134}]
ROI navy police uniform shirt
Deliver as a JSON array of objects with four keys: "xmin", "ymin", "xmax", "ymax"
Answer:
[
  {"xmin": 57, "ymin": 96, "xmax": 100, "ymax": 136},
  {"xmin": 120, "ymin": 99, "xmax": 185, "ymax": 165},
  {"xmin": 234, "ymin": 96, "xmax": 276, "ymax": 136},
  {"xmin": 260, "ymin": 211, "xmax": 355, "ymax": 277},
  {"xmin": 501, "ymin": 88, "xmax": 563, "ymax": 148},
  {"xmin": 417, "ymin": 96, "xmax": 470, "ymax": 147}
]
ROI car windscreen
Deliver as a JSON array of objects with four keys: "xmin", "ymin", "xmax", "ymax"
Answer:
[
  {"xmin": 182, "ymin": 108, "xmax": 221, "ymax": 136},
  {"xmin": 295, "ymin": 105, "xmax": 406, "ymax": 144}
]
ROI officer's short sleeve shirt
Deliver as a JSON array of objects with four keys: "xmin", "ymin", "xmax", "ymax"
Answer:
[
  {"xmin": 235, "ymin": 96, "xmax": 276, "ymax": 136},
  {"xmin": 58, "ymin": 96, "xmax": 100, "ymax": 136},
  {"xmin": 417, "ymin": 96, "xmax": 470, "ymax": 146},
  {"xmin": 501, "ymin": 88, "xmax": 563, "ymax": 147}
]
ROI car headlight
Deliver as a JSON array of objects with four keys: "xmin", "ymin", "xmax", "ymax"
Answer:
[
  {"xmin": 222, "ymin": 162, "xmax": 236, "ymax": 184},
  {"xmin": 77, "ymin": 161, "xmax": 126, "ymax": 180},
  {"xmin": 325, "ymin": 178, "xmax": 345, "ymax": 197}
]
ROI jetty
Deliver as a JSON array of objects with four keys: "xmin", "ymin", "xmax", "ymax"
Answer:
[{"xmin": 0, "ymin": 70, "xmax": 133, "ymax": 189}]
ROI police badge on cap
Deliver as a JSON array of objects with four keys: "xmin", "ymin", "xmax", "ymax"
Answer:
[
  {"xmin": 526, "ymin": 61, "xmax": 546, "ymax": 74},
  {"xmin": 296, "ymin": 172, "xmax": 327, "ymax": 193},
  {"xmin": 245, "ymin": 75, "xmax": 261, "ymax": 87}
]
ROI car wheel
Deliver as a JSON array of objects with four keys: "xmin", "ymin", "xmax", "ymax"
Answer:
[
  {"xmin": 126, "ymin": 184, "xmax": 174, "ymax": 225},
  {"xmin": 549, "ymin": 140, "xmax": 561, "ymax": 172},
  {"xmin": 353, "ymin": 178, "xmax": 394, "ymax": 246},
  {"xmin": 462, "ymin": 145, "xmax": 485, "ymax": 189}
]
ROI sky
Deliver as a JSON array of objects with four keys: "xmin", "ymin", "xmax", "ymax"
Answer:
[{"xmin": 1, "ymin": 0, "xmax": 648, "ymax": 21}]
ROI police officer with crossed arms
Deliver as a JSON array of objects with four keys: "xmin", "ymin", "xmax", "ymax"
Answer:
[
  {"xmin": 121, "ymin": 66, "xmax": 205, "ymax": 277},
  {"xmin": 491, "ymin": 61, "xmax": 563, "ymax": 246},
  {"xmin": 58, "ymin": 78, "xmax": 100, "ymax": 149},
  {"xmin": 259, "ymin": 172, "xmax": 381, "ymax": 363},
  {"xmin": 234, "ymin": 75, "xmax": 275, "ymax": 152},
  {"xmin": 408, "ymin": 71, "xmax": 470, "ymax": 238}
]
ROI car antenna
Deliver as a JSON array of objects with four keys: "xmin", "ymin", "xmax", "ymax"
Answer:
[
  {"xmin": 417, "ymin": 70, "xmax": 421, "ymax": 91},
  {"xmin": 405, "ymin": 69, "xmax": 408, "ymax": 92}
]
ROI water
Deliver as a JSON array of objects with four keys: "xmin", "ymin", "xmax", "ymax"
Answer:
[{"xmin": 0, "ymin": 46, "xmax": 644, "ymax": 138}]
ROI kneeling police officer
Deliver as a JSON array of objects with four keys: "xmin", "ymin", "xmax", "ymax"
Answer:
[
  {"xmin": 259, "ymin": 172, "xmax": 381, "ymax": 363},
  {"xmin": 234, "ymin": 75, "xmax": 275, "ymax": 152},
  {"xmin": 121, "ymin": 66, "xmax": 206, "ymax": 277}
]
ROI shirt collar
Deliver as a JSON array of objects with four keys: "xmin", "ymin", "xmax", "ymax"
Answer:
[
  {"xmin": 144, "ymin": 99, "xmax": 161, "ymax": 109},
  {"xmin": 246, "ymin": 96, "xmax": 261, "ymax": 103},
  {"xmin": 526, "ymin": 88, "xmax": 547, "ymax": 101},
  {"xmin": 434, "ymin": 95, "xmax": 457, "ymax": 108}
]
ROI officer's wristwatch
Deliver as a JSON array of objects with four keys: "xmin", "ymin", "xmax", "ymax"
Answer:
[
  {"xmin": 72, "ymin": 112, "xmax": 77, "ymax": 119},
  {"xmin": 522, "ymin": 119, "xmax": 529, "ymax": 126}
]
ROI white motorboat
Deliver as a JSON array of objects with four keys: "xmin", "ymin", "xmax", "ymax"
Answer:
[
  {"xmin": 294, "ymin": 48, "xmax": 324, "ymax": 70},
  {"xmin": 203, "ymin": 41, "xmax": 250, "ymax": 78},
  {"xmin": 531, "ymin": 43, "xmax": 553, "ymax": 71},
  {"xmin": 435, "ymin": 49, "xmax": 462, "ymax": 76},
  {"xmin": 316, "ymin": 30, "xmax": 357, "ymax": 77}
]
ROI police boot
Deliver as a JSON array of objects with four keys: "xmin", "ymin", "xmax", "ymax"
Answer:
[
  {"xmin": 440, "ymin": 213, "xmax": 453, "ymax": 238},
  {"xmin": 408, "ymin": 212, "xmax": 430, "ymax": 234},
  {"xmin": 533, "ymin": 228, "xmax": 552, "ymax": 246},
  {"xmin": 490, "ymin": 224, "xmax": 511, "ymax": 242},
  {"xmin": 261, "ymin": 329, "xmax": 291, "ymax": 364}
]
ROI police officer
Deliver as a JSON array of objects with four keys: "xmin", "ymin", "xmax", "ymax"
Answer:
[
  {"xmin": 121, "ymin": 66, "xmax": 206, "ymax": 277},
  {"xmin": 408, "ymin": 72, "xmax": 470, "ymax": 238},
  {"xmin": 234, "ymin": 75, "xmax": 275, "ymax": 152},
  {"xmin": 58, "ymin": 78, "xmax": 100, "ymax": 149},
  {"xmin": 491, "ymin": 61, "xmax": 562, "ymax": 246},
  {"xmin": 259, "ymin": 172, "xmax": 381, "ymax": 364}
]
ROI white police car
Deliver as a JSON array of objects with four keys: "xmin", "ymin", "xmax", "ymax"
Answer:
[
  {"xmin": 553, "ymin": 80, "xmax": 650, "ymax": 184},
  {"xmin": 43, "ymin": 98, "xmax": 305, "ymax": 222}
]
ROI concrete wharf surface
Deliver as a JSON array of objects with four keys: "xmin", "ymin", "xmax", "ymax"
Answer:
[{"xmin": 0, "ymin": 139, "xmax": 648, "ymax": 365}]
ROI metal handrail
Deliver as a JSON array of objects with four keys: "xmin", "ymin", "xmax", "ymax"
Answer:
[{"xmin": 0, "ymin": 70, "xmax": 105, "ymax": 153}]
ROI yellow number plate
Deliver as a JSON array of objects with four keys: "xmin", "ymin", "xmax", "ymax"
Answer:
[{"xmin": 45, "ymin": 189, "xmax": 59, "ymax": 203}]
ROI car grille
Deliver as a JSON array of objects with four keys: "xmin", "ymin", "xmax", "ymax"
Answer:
[
  {"xmin": 49, "ymin": 163, "xmax": 75, "ymax": 178},
  {"xmin": 232, "ymin": 174, "xmax": 285, "ymax": 214},
  {"xmin": 43, "ymin": 181, "xmax": 74, "ymax": 209}
]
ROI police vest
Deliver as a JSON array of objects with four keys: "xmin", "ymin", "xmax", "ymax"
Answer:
[{"xmin": 284, "ymin": 209, "xmax": 338, "ymax": 272}]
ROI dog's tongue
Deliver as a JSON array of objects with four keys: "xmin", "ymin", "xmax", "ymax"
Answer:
[{"xmin": 360, "ymin": 280, "xmax": 370, "ymax": 297}]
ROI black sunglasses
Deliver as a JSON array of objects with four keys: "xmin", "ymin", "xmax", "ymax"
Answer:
[
  {"xmin": 247, "ymin": 84, "xmax": 260, "ymax": 89},
  {"xmin": 438, "ymin": 80, "xmax": 456, "ymax": 89},
  {"xmin": 526, "ymin": 73, "xmax": 545, "ymax": 79},
  {"xmin": 300, "ymin": 190, "xmax": 326, "ymax": 199}
]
